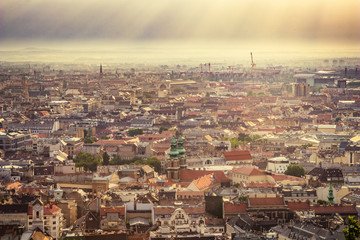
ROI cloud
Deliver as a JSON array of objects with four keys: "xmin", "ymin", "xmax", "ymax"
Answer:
[{"xmin": 1, "ymin": 0, "xmax": 359, "ymax": 42}]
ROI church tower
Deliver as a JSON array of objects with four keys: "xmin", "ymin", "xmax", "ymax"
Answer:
[
  {"xmin": 31, "ymin": 198, "xmax": 45, "ymax": 231},
  {"xmin": 177, "ymin": 135, "xmax": 187, "ymax": 170},
  {"xmin": 167, "ymin": 137, "xmax": 180, "ymax": 181},
  {"xmin": 22, "ymin": 75, "xmax": 29, "ymax": 102}
]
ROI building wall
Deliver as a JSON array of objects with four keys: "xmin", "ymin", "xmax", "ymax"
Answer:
[{"xmin": 230, "ymin": 173, "xmax": 275, "ymax": 185}]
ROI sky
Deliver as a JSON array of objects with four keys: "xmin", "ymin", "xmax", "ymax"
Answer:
[{"xmin": 1, "ymin": 0, "xmax": 359, "ymax": 43}]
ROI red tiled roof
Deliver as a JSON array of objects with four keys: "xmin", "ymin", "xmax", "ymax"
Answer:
[
  {"xmin": 310, "ymin": 205, "xmax": 357, "ymax": 214},
  {"xmin": 101, "ymin": 206, "xmax": 125, "ymax": 216},
  {"xmin": 180, "ymin": 169, "xmax": 229, "ymax": 182},
  {"xmin": 191, "ymin": 174, "xmax": 219, "ymax": 191},
  {"xmin": 154, "ymin": 207, "xmax": 174, "ymax": 215},
  {"xmin": 28, "ymin": 204, "xmax": 61, "ymax": 215},
  {"xmin": 224, "ymin": 150, "xmax": 252, "ymax": 161},
  {"xmin": 249, "ymin": 197, "xmax": 284, "ymax": 206},
  {"xmin": 224, "ymin": 202, "xmax": 247, "ymax": 213},
  {"xmin": 287, "ymin": 202, "xmax": 310, "ymax": 211},
  {"xmin": 231, "ymin": 166, "xmax": 264, "ymax": 176},
  {"xmin": 183, "ymin": 207, "xmax": 205, "ymax": 215},
  {"xmin": 271, "ymin": 174, "xmax": 305, "ymax": 182}
]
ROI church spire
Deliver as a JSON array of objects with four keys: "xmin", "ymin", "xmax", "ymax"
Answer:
[
  {"xmin": 177, "ymin": 135, "xmax": 186, "ymax": 157},
  {"xmin": 169, "ymin": 136, "xmax": 179, "ymax": 159}
]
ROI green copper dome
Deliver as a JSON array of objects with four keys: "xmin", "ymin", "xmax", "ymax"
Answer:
[
  {"xmin": 177, "ymin": 135, "xmax": 186, "ymax": 156},
  {"xmin": 327, "ymin": 184, "xmax": 334, "ymax": 204},
  {"xmin": 169, "ymin": 136, "xmax": 179, "ymax": 158}
]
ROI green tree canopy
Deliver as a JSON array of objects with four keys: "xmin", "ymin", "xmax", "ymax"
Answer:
[
  {"xmin": 84, "ymin": 136, "xmax": 96, "ymax": 144},
  {"xmin": 285, "ymin": 165, "xmax": 305, "ymax": 178},
  {"xmin": 73, "ymin": 152, "xmax": 101, "ymax": 172},
  {"xmin": 344, "ymin": 216, "xmax": 360, "ymax": 240},
  {"xmin": 102, "ymin": 152, "xmax": 110, "ymax": 166},
  {"xmin": 145, "ymin": 157, "xmax": 161, "ymax": 173},
  {"xmin": 128, "ymin": 128, "xmax": 143, "ymax": 137},
  {"xmin": 159, "ymin": 126, "xmax": 168, "ymax": 134},
  {"xmin": 110, "ymin": 155, "xmax": 123, "ymax": 165},
  {"xmin": 238, "ymin": 195, "xmax": 248, "ymax": 202},
  {"xmin": 238, "ymin": 133, "xmax": 252, "ymax": 142}
]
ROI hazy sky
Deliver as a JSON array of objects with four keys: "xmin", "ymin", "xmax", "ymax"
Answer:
[{"xmin": 1, "ymin": 0, "xmax": 359, "ymax": 44}]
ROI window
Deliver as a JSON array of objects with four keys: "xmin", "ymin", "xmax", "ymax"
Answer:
[{"xmin": 36, "ymin": 211, "xmax": 39, "ymax": 218}]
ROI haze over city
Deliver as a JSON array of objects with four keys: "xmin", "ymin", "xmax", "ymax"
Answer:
[{"xmin": 1, "ymin": 0, "xmax": 359, "ymax": 64}]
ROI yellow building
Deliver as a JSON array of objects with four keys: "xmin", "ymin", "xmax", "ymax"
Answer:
[{"xmin": 229, "ymin": 166, "xmax": 275, "ymax": 186}]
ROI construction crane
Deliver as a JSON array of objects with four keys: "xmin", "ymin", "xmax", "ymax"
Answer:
[{"xmin": 250, "ymin": 52, "xmax": 256, "ymax": 72}]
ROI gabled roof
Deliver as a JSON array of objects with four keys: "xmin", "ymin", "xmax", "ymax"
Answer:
[
  {"xmin": 101, "ymin": 206, "xmax": 125, "ymax": 216},
  {"xmin": 231, "ymin": 166, "xmax": 264, "ymax": 176},
  {"xmin": 223, "ymin": 202, "xmax": 247, "ymax": 213},
  {"xmin": 28, "ymin": 204, "xmax": 61, "ymax": 215},
  {"xmin": 179, "ymin": 169, "xmax": 229, "ymax": 182},
  {"xmin": 310, "ymin": 204, "xmax": 357, "ymax": 214},
  {"xmin": 224, "ymin": 150, "xmax": 252, "ymax": 161},
  {"xmin": 191, "ymin": 174, "xmax": 218, "ymax": 191},
  {"xmin": 271, "ymin": 174, "xmax": 303, "ymax": 181},
  {"xmin": 287, "ymin": 202, "xmax": 310, "ymax": 211}
]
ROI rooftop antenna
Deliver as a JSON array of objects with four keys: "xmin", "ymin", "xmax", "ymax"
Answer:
[{"xmin": 250, "ymin": 52, "xmax": 256, "ymax": 73}]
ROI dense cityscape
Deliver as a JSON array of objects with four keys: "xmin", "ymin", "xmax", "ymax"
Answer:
[{"xmin": 0, "ymin": 56, "xmax": 359, "ymax": 240}]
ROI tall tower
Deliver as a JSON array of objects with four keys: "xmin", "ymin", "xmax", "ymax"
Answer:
[
  {"xmin": 167, "ymin": 137, "xmax": 180, "ymax": 181},
  {"xmin": 22, "ymin": 75, "xmax": 29, "ymax": 102},
  {"xmin": 100, "ymin": 64, "xmax": 103, "ymax": 74},
  {"xmin": 31, "ymin": 198, "xmax": 45, "ymax": 231},
  {"xmin": 177, "ymin": 135, "xmax": 187, "ymax": 170}
]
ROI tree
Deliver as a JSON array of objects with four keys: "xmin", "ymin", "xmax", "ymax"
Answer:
[
  {"xmin": 301, "ymin": 143, "xmax": 313, "ymax": 149},
  {"xmin": 128, "ymin": 128, "xmax": 143, "ymax": 137},
  {"xmin": 102, "ymin": 152, "xmax": 110, "ymax": 166},
  {"xmin": 110, "ymin": 155, "xmax": 123, "ymax": 165},
  {"xmin": 173, "ymin": 88, "xmax": 185, "ymax": 94},
  {"xmin": 229, "ymin": 138, "xmax": 240, "ymax": 148},
  {"xmin": 317, "ymin": 200, "xmax": 327, "ymax": 205},
  {"xmin": 247, "ymin": 90, "xmax": 255, "ymax": 97},
  {"xmin": 84, "ymin": 136, "xmax": 96, "ymax": 144},
  {"xmin": 145, "ymin": 157, "xmax": 161, "ymax": 173},
  {"xmin": 159, "ymin": 126, "xmax": 168, "ymax": 134},
  {"xmin": 343, "ymin": 216, "xmax": 360, "ymax": 240},
  {"xmin": 238, "ymin": 133, "xmax": 251, "ymax": 142},
  {"xmin": 238, "ymin": 196, "xmax": 248, "ymax": 202},
  {"xmin": 73, "ymin": 152, "xmax": 101, "ymax": 172},
  {"xmin": 285, "ymin": 165, "xmax": 305, "ymax": 178}
]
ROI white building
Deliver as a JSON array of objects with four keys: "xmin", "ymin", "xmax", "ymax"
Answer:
[
  {"xmin": 266, "ymin": 157, "xmax": 289, "ymax": 174},
  {"xmin": 28, "ymin": 199, "xmax": 64, "ymax": 239}
]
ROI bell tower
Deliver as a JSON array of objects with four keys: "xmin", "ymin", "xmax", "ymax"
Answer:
[
  {"xmin": 177, "ymin": 135, "xmax": 187, "ymax": 170},
  {"xmin": 167, "ymin": 137, "xmax": 180, "ymax": 181},
  {"xmin": 31, "ymin": 198, "xmax": 45, "ymax": 231}
]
